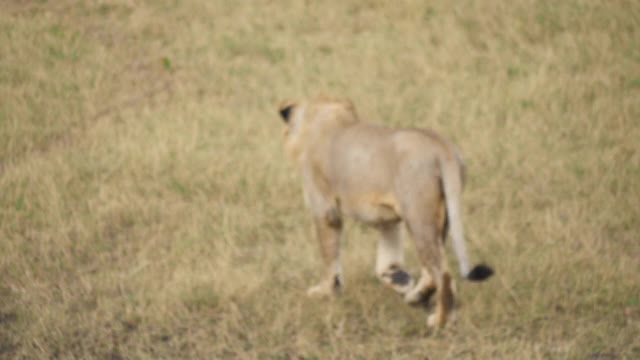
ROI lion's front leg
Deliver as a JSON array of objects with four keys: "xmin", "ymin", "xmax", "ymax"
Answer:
[{"xmin": 307, "ymin": 208, "xmax": 343, "ymax": 297}]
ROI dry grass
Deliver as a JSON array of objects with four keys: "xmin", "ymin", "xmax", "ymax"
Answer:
[{"xmin": 1, "ymin": 0, "xmax": 639, "ymax": 358}]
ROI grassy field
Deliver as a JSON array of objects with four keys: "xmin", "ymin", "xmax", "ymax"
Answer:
[{"xmin": 1, "ymin": 0, "xmax": 639, "ymax": 358}]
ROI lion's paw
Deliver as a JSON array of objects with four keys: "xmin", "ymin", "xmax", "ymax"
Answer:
[
  {"xmin": 306, "ymin": 284, "xmax": 334, "ymax": 297},
  {"xmin": 306, "ymin": 276, "xmax": 341, "ymax": 298}
]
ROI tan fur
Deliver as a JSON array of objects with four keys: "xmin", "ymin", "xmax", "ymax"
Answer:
[{"xmin": 278, "ymin": 97, "xmax": 482, "ymax": 328}]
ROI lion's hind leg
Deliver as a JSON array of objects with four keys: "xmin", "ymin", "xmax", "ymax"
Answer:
[
  {"xmin": 401, "ymin": 180, "xmax": 456, "ymax": 328},
  {"xmin": 426, "ymin": 270, "xmax": 455, "ymax": 328},
  {"xmin": 407, "ymin": 222, "xmax": 455, "ymax": 328},
  {"xmin": 404, "ymin": 267, "xmax": 436, "ymax": 308},
  {"xmin": 375, "ymin": 223, "xmax": 415, "ymax": 295}
]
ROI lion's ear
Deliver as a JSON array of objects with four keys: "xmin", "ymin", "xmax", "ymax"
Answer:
[{"xmin": 278, "ymin": 101, "xmax": 296, "ymax": 123}]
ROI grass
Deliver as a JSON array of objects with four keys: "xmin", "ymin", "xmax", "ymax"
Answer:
[{"xmin": 1, "ymin": 0, "xmax": 639, "ymax": 358}]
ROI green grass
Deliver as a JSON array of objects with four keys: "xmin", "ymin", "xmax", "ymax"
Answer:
[{"xmin": 1, "ymin": 0, "xmax": 639, "ymax": 358}]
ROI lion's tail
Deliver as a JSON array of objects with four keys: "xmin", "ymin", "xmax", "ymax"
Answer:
[{"xmin": 440, "ymin": 151, "xmax": 494, "ymax": 282}]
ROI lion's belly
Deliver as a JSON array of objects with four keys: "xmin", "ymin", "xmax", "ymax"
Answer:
[{"xmin": 340, "ymin": 192, "xmax": 401, "ymax": 226}]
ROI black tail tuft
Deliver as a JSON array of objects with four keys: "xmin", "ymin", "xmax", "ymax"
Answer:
[{"xmin": 466, "ymin": 264, "xmax": 494, "ymax": 282}]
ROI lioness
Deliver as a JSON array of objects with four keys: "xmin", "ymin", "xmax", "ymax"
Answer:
[{"xmin": 278, "ymin": 97, "xmax": 493, "ymax": 328}]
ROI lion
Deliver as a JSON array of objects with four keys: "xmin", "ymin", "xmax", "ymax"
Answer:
[{"xmin": 277, "ymin": 96, "xmax": 493, "ymax": 328}]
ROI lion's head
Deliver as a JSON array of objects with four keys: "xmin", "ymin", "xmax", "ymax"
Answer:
[{"xmin": 278, "ymin": 97, "xmax": 359, "ymax": 163}]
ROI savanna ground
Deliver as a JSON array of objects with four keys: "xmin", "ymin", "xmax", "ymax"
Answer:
[{"xmin": 1, "ymin": 0, "xmax": 639, "ymax": 358}]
